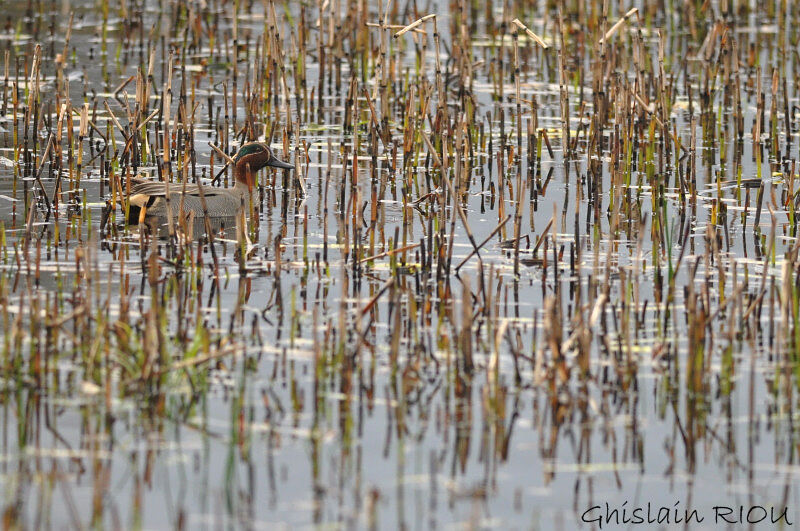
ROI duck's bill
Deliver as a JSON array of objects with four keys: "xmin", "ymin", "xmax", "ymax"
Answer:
[{"xmin": 268, "ymin": 159, "xmax": 294, "ymax": 170}]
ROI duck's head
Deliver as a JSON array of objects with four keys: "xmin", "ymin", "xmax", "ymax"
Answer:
[{"xmin": 233, "ymin": 142, "xmax": 293, "ymax": 189}]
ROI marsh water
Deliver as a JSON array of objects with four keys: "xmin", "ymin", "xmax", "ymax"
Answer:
[{"xmin": 1, "ymin": 1, "xmax": 800, "ymax": 529}]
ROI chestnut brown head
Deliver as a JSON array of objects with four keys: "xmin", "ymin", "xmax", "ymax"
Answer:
[{"xmin": 233, "ymin": 142, "xmax": 293, "ymax": 188}]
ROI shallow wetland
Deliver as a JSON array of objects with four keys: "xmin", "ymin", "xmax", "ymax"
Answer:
[{"xmin": 1, "ymin": 0, "xmax": 800, "ymax": 529}]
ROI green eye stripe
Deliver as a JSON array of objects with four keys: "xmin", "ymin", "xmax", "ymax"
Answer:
[{"xmin": 235, "ymin": 144, "xmax": 265, "ymax": 160}]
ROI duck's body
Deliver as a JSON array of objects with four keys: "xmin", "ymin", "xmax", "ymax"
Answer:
[
  {"xmin": 126, "ymin": 180, "xmax": 252, "ymax": 223},
  {"xmin": 125, "ymin": 142, "xmax": 293, "ymax": 226}
]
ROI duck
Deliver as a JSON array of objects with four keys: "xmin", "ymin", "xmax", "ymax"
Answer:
[{"xmin": 125, "ymin": 142, "xmax": 293, "ymax": 225}]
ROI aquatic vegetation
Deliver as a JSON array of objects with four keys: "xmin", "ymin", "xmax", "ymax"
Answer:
[{"xmin": 0, "ymin": 0, "xmax": 799, "ymax": 528}]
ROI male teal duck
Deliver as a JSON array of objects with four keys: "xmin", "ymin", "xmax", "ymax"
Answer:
[{"xmin": 126, "ymin": 142, "xmax": 293, "ymax": 225}]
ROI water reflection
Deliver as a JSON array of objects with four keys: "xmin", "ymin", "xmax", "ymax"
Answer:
[{"xmin": 0, "ymin": 0, "xmax": 799, "ymax": 529}]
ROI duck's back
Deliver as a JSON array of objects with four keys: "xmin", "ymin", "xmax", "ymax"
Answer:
[{"xmin": 147, "ymin": 190, "xmax": 245, "ymax": 218}]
